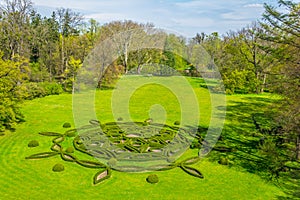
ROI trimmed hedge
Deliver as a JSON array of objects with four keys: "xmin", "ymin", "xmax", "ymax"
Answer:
[
  {"xmin": 65, "ymin": 147, "xmax": 74, "ymax": 153},
  {"xmin": 146, "ymin": 174, "xmax": 159, "ymax": 184},
  {"xmin": 63, "ymin": 122, "xmax": 71, "ymax": 128},
  {"xmin": 174, "ymin": 121, "xmax": 180, "ymax": 125},
  {"xmin": 65, "ymin": 129, "xmax": 77, "ymax": 137},
  {"xmin": 28, "ymin": 140, "xmax": 39, "ymax": 148},
  {"xmin": 52, "ymin": 163, "xmax": 64, "ymax": 172}
]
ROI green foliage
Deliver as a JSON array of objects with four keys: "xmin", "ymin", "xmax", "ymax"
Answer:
[
  {"xmin": 65, "ymin": 147, "xmax": 74, "ymax": 153},
  {"xmin": 0, "ymin": 53, "xmax": 28, "ymax": 131},
  {"xmin": 26, "ymin": 152, "xmax": 60, "ymax": 159},
  {"xmin": 218, "ymin": 157, "xmax": 229, "ymax": 165},
  {"xmin": 174, "ymin": 121, "xmax": 180, "ymax": 125},
  {"xmin": 65, "ymin": 129, "xmax": 76, "ymax": 137},
  {"xmin": 190, "ymin": 140, "xmax": 201, "ymax": 149},
  {"xmin": 40, "ymin": 82, "xmax": 63, "ymax": 95},
  {"xmin": 24, "ymin": 82, "xmax": 46, "ymax": 99},
  {"xmin": 24, "ymin": 82, "xmax": 63, "ymax": 100},
  {"xmin": 52, "ymin": 163, "xmax": 65, "ymax": 172},
  {"xmin": 62, "ymin": 122, "xmax": 71, "ymax": 128},
  {"xmin": 93, "ymin": 168, "xmax": 111, "ymax": 185},
  {"xmin": 223, "ymin": 69, "xmax": 258, "ymax": 94},
  {"xmin": 146, "ymin": 174, "xmax": 159, "ymax": 184},
  {"xmin": 28, "ymin": 140, "xmax": 39, "ymax": 148}
]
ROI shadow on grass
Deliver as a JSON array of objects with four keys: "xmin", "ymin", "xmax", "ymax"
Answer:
[
  {"xmin": 276, "ymin": 171, "xmax": 300, "ymax": 199},
  {"xmin": 204, "ymin": 95, "xmax": 299, "ymax": 199}
]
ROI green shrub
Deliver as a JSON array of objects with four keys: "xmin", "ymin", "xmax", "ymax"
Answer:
[
  {"xmin": 28, "ymin": 140, "xmax": 39, "ymax": 148},
  {"xmin": 40, "ymin": 82, "xmax": 63, "ymax": 95},
  {"xmin": 25, "ymin": 82, "xmax": 63, "ymax": 100},
  {"xmin": 63, "ymin": 122, "xmax": 71, "ymax": 128},
  {"xmin": 52, "ymin": 163, "xmax": 64, "ymax": 172},
  {"xmin": 218, "ymin": 157, "xmax": 229, "ymax": 165},
  {"xmin": 174, "ymin": 121, "xmax": 180, "ymax": 125},
  {"xmin": 117, "ymin": 117, "xmax": 123, "ymax": 121},
  {"xmin": 146, "ymin": 174, "xmax": 159, "ymax": 184},
  {"xmin": 65, "ymin": 130, "xmax": 76, "ymax": 137},
  {"xmin": 190, "ymin": 140, "xmax": 201, "ymax": 149},
  {"xmin": 65, "ymin": 147, "xmax": 74, "ymax": 153},
  {"xmin": 25, "ymin": 82, "xmax": 46, "ymax": 99}
]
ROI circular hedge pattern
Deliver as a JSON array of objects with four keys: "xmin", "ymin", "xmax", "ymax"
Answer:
[
  {"xmin": 75, "ymin": 121, "xmax": 193, "ymax": 171},
  {"xmin": 26, "ymin": 120, "xmax": 204, "ymax": 185}
]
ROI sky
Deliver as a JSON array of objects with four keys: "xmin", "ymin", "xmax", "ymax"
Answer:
[{"xmin": 32, "ymin": 0, "xmax": 280, "ymax": 37}]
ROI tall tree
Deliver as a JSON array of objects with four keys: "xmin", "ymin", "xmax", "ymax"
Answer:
[
  {"xmin": 0, "ymin": 52, "xmax": 29, "ymax": 131},
  {"xmin": 0, "ymin": 0, "xmax": 34, "ymax": 59},
  {"xmin": 261, "ymin": 0, "xmax": 300, "ymax": 159},
  {"xmin": 54, "ymin": 8, "xmax": 83, "ymax": 74}
]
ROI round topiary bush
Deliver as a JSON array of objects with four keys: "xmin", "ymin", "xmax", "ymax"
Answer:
[
  {"xmin": 52, "ymin": 163, "xmax": 64, "ymax": 172},
  {"xmin": 63, "ymin": 122, "xmax": 71, "ymax": 128},
  {"xmin": 174, "ymin": 121, "xmax": 180, "ymax": 125},
  {"xmin": 218, "ymin": 157, "xmax": 229, "ymax": 165},
  {"xmin": 65, "ymin": 147, "xmax": 74, "ymax": 153},
  {"xmin": 28, "ymin": 140, "xmax": 39, "ymax": 148},
  {"xmin": 146, "ymin": 174, "xmax": 159, "ymax": 184}
]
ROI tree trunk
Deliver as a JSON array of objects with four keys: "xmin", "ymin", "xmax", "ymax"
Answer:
[
  {"xmin": 137, "ymin": 65, "xmax": 142, "ymax": 74},
  {"xmin": 61, "ymin": 35, "xmax": 65, "ymax": 74},
  {"xmin": 261, "ymin": 73, "xmax": 267, "ymax": 93},
  {"xmin": 256, "ymin": 71, "xmax": 260, "ymax": 94},
  {"xmin": 124, "ymin": 48, "xmax": 128, "ymax": 74}
]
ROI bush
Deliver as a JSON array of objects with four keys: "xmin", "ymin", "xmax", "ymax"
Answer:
[
  {"xmin": 218, "ymin": 157, "xmax": 229, "ymax": 165},
  {"xmin": 63, "ymin": 122, "xmax": 71, "ymax": 128},
  {"xmin": 24, "ymin": 82, "xmax": 46, "ymax": 99},
  {"xmin": 65, "ymin": 129, "xmax": 76, "ymax": 137},
  {"xmin": 40, "ymin": 82, "xmax": 63, "ymax": 95},
  {"xmin": 52, "ymin": 163, "xmax": 64, "ymax": 172},
  {"xmin": 190, "ymin": 140, "xmax": 201, "ymax": 149},
  {"xmin": 174, "ymin": 121, "xmax": 180, "ymax": 125},
  {"xmin": 146, "ymin": 174, "xmax": 159, "ymax": 184},
  {"xmin": 65, "ymin": 147, "xmax": 74, "ymax": 153},
  {"xmin": 25, "ymin": 82, "xmax": 63, "ymax": 100},
  {"xmin": 28, "ymin": 140, "xmax": 39, "ymax": 148},
  {"xmin": 117, "ymin": 117, "xmax": 123, "ymax": 121}
]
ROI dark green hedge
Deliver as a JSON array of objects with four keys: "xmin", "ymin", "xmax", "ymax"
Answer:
[
  {"xmin": 52, "ymin": 163, "xmax": 64, "ymax": 172},
  {"xmin": 146, "ymin": 174, "xmax": 159, "ymax": 184},
  {"xmin": 28, "ymin": 140, "xmax": 39, "ymax": 147}
]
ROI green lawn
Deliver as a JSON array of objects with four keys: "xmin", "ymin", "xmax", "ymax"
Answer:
[{"xmin": 0, "ymin": 76, "xmax": 287, "ymax": 199}]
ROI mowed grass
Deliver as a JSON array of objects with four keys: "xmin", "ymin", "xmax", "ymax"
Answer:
[{"xmin": 0, "ymin": 76, "xmax": 286, "ymax": 199}]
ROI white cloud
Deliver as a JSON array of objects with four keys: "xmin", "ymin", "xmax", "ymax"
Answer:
[
  {"xmin": 244, "ymin": 3, "xmax": 264, "ymax": 8},
  {"xmin": 85, "ymin": 13, "xmax": 126, "ymax": 22}
]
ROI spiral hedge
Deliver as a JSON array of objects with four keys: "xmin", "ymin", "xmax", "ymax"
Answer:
[{"xmin": 25, "ymin": 120, "xmax": 204, "ymax": 185}]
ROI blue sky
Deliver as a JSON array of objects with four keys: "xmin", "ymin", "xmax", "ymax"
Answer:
[{"xmin": 32, "ymin": 0, "xmax": 280, "ymax": 37}]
